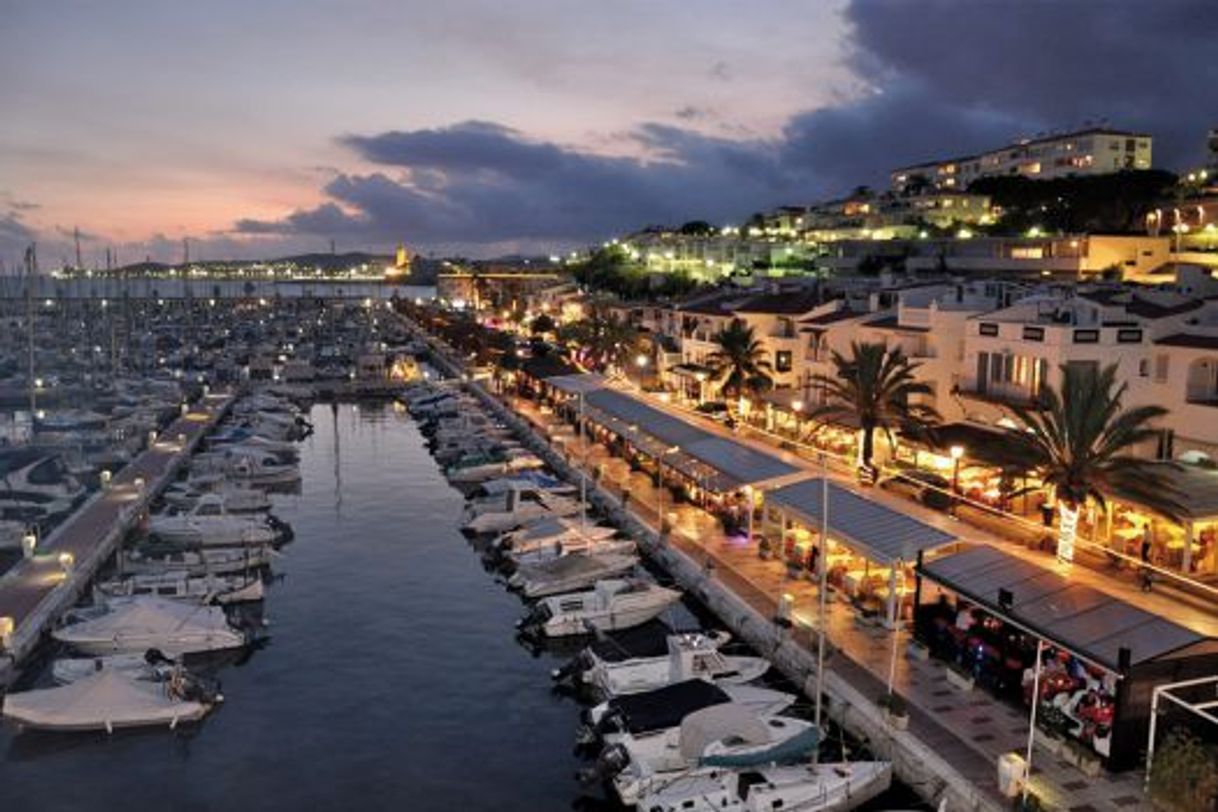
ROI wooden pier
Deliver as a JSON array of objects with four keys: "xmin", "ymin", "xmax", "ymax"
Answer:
[{"xmin": 0, "ymin": 392, "xmax": 233, "ymax": 687}]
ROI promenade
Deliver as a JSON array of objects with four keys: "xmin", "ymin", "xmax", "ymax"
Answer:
[{"xmin": 0, "ymin": 392, "xmax": 232, "ymax": 676}]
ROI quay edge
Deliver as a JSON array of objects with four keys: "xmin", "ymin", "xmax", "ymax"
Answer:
[{"xmin": 403, "ymin": 314, "xmax": 1007, "ymax": 812}]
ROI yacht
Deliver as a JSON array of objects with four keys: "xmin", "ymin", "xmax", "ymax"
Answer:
[
  {"xmin": 96, "ymin": 572, "xmax": 265, "ymax": 604},
  {"xmin": 518, "ymin": 579, "xmax": 682, "ymax": 638},
  {"xmin": 162, "ymin": 479, "xmax": 273, "ymax": 513},
  {"xmin": 119, "ymin": 545, "xmax": 274, "ymax": 577},
  {"xmin": 462, "ymin": 489, "xmax": 580, "ymax": 535}
]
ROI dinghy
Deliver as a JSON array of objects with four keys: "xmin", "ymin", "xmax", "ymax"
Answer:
[{"xmin": 2, "ymin": 669, "xmax": 218, "ymax": 732}]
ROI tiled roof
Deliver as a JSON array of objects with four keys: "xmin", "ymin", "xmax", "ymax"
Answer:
[
  {"xmin": 732, "ymin": 289, "xmax": 824, "ymax": 315},
  {"xmin": 864, "ymin": 315, "xmax": 929, "ymax": 333},
  {"xmin": 799, "ymin": 309, "xmax": 863, "ymax": 326}
]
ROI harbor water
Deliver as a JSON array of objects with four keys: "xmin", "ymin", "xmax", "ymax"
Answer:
[{"xmin": 1, "ymin": 402, "xmax": 925, "ymax": 811}]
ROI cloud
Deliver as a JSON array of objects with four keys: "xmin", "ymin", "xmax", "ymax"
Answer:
[
  {"xmin": 236, "ymin": 120, "xmax": 809, "ymax": 248},
  {"xmin": 0, "ymin": 212, "xmax": 37, "ymax": 261}
]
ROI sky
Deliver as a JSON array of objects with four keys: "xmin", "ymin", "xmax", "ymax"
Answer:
[{"xmin": 2, "ymin": 0, "xmax": 1216, "ymax": 267}]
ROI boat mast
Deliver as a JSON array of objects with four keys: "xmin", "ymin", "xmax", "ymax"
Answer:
[{"xmin": 24, "ymin": 243, "xmax": 37, "ymax": 418}]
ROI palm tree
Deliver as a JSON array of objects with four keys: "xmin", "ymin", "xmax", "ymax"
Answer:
[
  {"xmin": 1005, "ymin": 363, "xmax": 1181, "ymax": 560},
  {"xmin": 810, "ymin": 341, "xmax": 939, "ymax": 477},
  {"xmin": 557, "ymin": 309, "xmax": 640, "ymax": 372},
  {"xmin": 706, "ymin": 320, "xmax": 773, "ymax": 412}
]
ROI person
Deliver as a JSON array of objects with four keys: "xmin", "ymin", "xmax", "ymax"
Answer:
[
  {"xmin": 808, "ymin": 543, "xmax": 821, "ymax": 579},
  {"xmin": 1140, "ymin": 524, "xmax": 1154, "ymax": 592}
]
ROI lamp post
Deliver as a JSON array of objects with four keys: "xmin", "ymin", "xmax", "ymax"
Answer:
[
  {"xmin": 743, "ymin": 484, "xmax": 755, "ymax": 544},
  {"xmin": 950, "ymin": 444, "xmax": 965, "ymax": 516},
  {"xmin": 695, "ymin": 370, "xmax": 707, "ymax": 406},
  {"xmin": 791, "ymin": 399, "xmax": 803, "ymax": 439}
]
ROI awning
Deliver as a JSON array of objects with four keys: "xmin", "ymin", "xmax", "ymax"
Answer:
[
  {"xmin": 1105, "ymin": 462, "xmax": 1218, "ymax": 523},
  {"xmin": 669, "ymin": 363, "xmax": 716, "ymax": 379},
  {"xmin": 767, "ymin": 478, "xmax": 956, "ymax": 565},
  {"xmin": 904, "ymin": 422, "xmax": 1029, "ymax": 469},
  {"xmin": 919, "ymin": 545, "xmax": 1215, "ymax": 671},
  {"xmin": 582, "ymin": 389, "xmax": 799, "ymax": 490},
  {"xmin": 546, "ymin": 373, "xmax": 608, "ymax": 395}
]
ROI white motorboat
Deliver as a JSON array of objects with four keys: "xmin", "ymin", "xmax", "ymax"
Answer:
[
  {"xmin": 0, "ymin": 449, "xmax": 86, "ymax": 524},
  {"xmin": 448, "ymin": 453, "xmax": 545, "ymax": 485},
  {"xmin": 462, "ymin": 490, "xmax": 580, "ymax": 535},
  {"xmin": 190, "ymin": 449, "xmax": 300, "ymax": 487},
  {"xmin": 53, "ymin": 597, "xmax": 247, "ymax": 656},
  {"xmin": 509, "ymin": 552, "xmax": 639, "ymax": 598},
  {"xmin": 586, "ymin": 632, "xmax": 771, "ymax": 697},
  {"xmin": 495, "ymin": 515, "xmax": 615, "ymax": 554},
  {"xmin": 520, "ymin": 579, "xmax": 682, "ymax": 638},
  {"xmin": 509, "ymin": 537, "xmax": 636, "ymax": 568},
  {"xmin": 600, "ymin": 702, "xmax": 816, "ymax": 806},
  {"xmin": 2, "ymin": 669, "xmax": 218, "ymax": 732},
  {"xmin": 52, "ymin": 651, "xmax": 176, "ymax": 685},
  {"xmin": 148, "ymin": 494, "xmax": 283, "ymax": 547},
  {"xmin": 120, "ymin": 546, "xmax": 274, "ymax": 577},
  {"xmin": 97, "ymin": 572, "xmax": 265, "ymax": 604},
  {"xmin": 475, "ymin": 473, "xmax": 574, "ymax": 499},
  {"xmin": 163, "ymin": 480, "xmax": 272, "ymax": 513},
  {"xmin": 636, "ymin": 759, "xmax": 892, "ymax": 812}
]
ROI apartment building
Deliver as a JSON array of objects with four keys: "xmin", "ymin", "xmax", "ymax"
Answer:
[{"xmin": 891, "ymin": 128, "xmax": 1153, "ymax": 193}]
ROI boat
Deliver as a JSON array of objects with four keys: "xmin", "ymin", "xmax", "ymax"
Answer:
[
  {"xmin": 508, "ymin": 537, "xmax": 636, "ymax": 569},
  {"xmin": 119, "ymin": 545, "xmax": 274, "ymax": 577},
  {"xmin": 52, "ymin": 650, "xmax": 177, "ymax": 685},
  {"xmin": 586, "ymin": 681, "xmax": 796, "ymax": 734},
  {"xmin": 447, "ymin": 452, "xmax": 545, "ymax": 485},
  {"xmin": 147, "ymin": 494, "xmax": 284, "ymax": 547},
  {"xmin": 162, "ymin": 480, "xmax": 273, "ymax": 513},
  {"xmin": 508, "ymin": 552, "xmax": 639, "ymax": 598},
  {"xmin": 96, "ymin": 572, "xmax": 265, "ymax": 604},
  {"xmin": 190, "ymin": 449, "xmax": 300, "ymax": 487},
  {"xmin": 518, "ymin": 579, "xmax": 682, "ymax": 638},
  {"xmin": 494, "ymin": 514, "xmax": 615, "ymax": 554},
  {"xmin": 591, "ymin": 701, "xmax": 814, "ymax": 806},
  {"xmin": 1, "ymin": 669, "xmax": 219, "ymax": 732},
  {"xmin": 0, "ymin": 448, "xmax": 86, "ymax": 525},
  {"xmin": 585, "ymin": 631, "xmax": 770, "ymax": 698},
  {"xmin": 551, "ymin": 623, "xmax": 731, "ymax": 685},
  {"xmin": 53, "ymin": 596, "xmax": 247, "ymax": 656},
  {"xmin": 463, "ymin": 489, "xmax": 581, "ymax": 535},
  {"xmin": 635, "ymin": 759, "xmax": 892, "ymax": 812},
  {"xmin": 473, "ymin": 472, "xmax": 574, "ymax": 498}
]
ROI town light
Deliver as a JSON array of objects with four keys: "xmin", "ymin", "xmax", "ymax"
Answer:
[
  {"xmin": 792, "ymin": 400, "xmax": 804, "ymax": 412},
  {"xmin": 949, "ymin": 445, "xmax": 965, "ymax": 461},
  {"xmin": 58, "ymin": 552, "xmax": 75, "ymax": 572},
  {"xmin": 635, "ymin": 354, "xmax": 649, "ymax": 369},
  {"xmin": 21, "ymin": 532, "xmax": 37, "ymax": 559}
]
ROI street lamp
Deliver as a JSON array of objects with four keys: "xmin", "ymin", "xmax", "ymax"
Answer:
[
  {"xmin": 950, "ymin": 445, "xmax": 965, "ymax": 515},
  {"xmin": 695, "ymin": 371, "xmax": 707, "ymax": 405}
]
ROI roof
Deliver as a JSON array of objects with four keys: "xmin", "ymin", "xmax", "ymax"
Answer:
[
  {"xmin": 920, "ymin": 545, "xmax": 1214, "ymax": 671},
  {"xmin": 800, "ymin": 309, "xmax": 862, "ymax": 326},
  {"xmin": 582, "ymin": 389, "xmax": 799, "ymax": 489},
  {"xmin": 864, "ymin": 315, "xmax": 929, "ymax": 334},
  {"xmin": 545, "ymin": 373, "xmax": 608, "ymax": 395},
  {"xmin": 905, "ymin": 422, "xmax": 1029, "ymax": 468},
  {"xmin": 767, "ymin": 478, "xmax": 956, "ymax": 565},
  {"xmin": 892, "ymin": 127, "xmax": 1152, "ymax": 174},
  {"xmin": 1105, "ymin": 462, "xmax": 1218, "ymax": 522},
  {"xmin": 732, "ymin": 289, "xmax": 823, "ymax": 315},
  {"xmin": 1156, "ymin": 333, "xmax": 1218, "ymax": 350},
  {"xmin": 521, "ymin": 355, "xmax": 579, "ymax": 380},
  {"xmin": 1125, "ymin": 296, "xmax": 1204, "ymax": 320}
]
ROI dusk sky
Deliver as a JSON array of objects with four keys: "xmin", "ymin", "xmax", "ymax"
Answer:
[{"xmin": 2, "ymin": 0, "xmax": 1215, "ymax": 266}]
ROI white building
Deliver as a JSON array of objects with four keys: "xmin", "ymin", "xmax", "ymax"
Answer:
[{"xmin": 891, "ymin": 128, "xmax": 1153, "ymax": 193}]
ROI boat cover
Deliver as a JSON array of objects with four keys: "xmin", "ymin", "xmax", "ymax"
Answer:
[
  {"xmin": 588, "ymin": 620, "xmax": 697, "ymax": 663},
  {"xmin": 518, "ymin": 552, "xmax": 635, "ymax": 581},
  {"xmin": 699, "ymin": 725, "xmax": 821, "ymax": 767},
  {"xmin": 678, "ymin": 703, "xmax": 772, "ymax": 760},
  {"xmin": 2, "ymin": 670, "xmax": 208, "ymax": 730},
  {"xmin": 53, "ymin": 597, "xmax": 234, "ymax": 646},
  {"xmin": 607, "ymin": 680, "xmax": 729, "ymax": 734}
]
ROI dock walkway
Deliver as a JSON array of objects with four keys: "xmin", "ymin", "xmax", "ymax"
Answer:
[{"xmin": 0, "ymin": 392, "xmax": 233, "ymax": 682}]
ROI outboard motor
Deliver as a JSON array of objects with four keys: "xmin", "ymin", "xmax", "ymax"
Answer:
[
  {"xmin": 575, "ymin": 743, "xmax": 631, "ymax": 786},
  {"xmin": 550, "ymin": 652, "xmax": 588, "ymax": 684}
]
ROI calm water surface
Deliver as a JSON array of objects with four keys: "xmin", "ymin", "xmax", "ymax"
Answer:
[{"xmin": 1, "ymin": 403, "xmax": 925, "ymax": 811}]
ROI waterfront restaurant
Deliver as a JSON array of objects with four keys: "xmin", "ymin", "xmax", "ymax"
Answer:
[
  {"xmin": 761, "ymin": 478, "xmax": 957, "ymax": 624},
  {"xmin": 916, "ymin": 544, "xmax": 1218, "ymax": 772},
  {"xmin": 1102, "ymin": 462, "xmax": 1218, "ymax": 578}
]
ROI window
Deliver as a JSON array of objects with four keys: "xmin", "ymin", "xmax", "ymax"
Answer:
[
  {"xmin": 1073, "ymin": 329, "xmax": 1099, "ymax": 344},
  {"xmin": 1116, "ymin": 329, "xmax": 1143, "ymax": 344},
  {"xmin": 979, "ymin": 322, "xmax": 999, "ymax": 337},
  {"xmin": 1022, "ymin": 326, "xmax": 1045, "ymax": 342},
  {"xmin": 1154, "ymin": 354, "xmax": 1170, "ymax": 383},
  {"xmin": 1138, "ymin": 358, "xmax": 1150, "ymax": 377},
  {"xmin": 775, "ymin": 351, "xmax": 792, "ymax": 373}
]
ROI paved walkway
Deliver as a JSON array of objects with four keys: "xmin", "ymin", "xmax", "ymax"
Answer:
[
  {"xmin": 0, "ymin": 393, "xmax": 230, "ymax": 654},
  {"xmin": 508, "ymin": 390, "xmax": 1156, "ymax": 812}
]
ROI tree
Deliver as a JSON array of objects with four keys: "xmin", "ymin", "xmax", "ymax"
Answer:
[
  {"xmin": 810, "ymin": 342, "xmax": 940, "ymax": 477},
  {"xmin": 1005, "ymin": 363, "xmax": 1181, "ymax": 561},
  {"xmin": 556, "ymin": 308, "xmax": 640, "ymax": 372},
  {"xmin": 678, "ymin": 220, "xmax": 716, "ymax": 236},
  {"xmin": 530, "ymin": 313, "xmax": 556, "ymax": 335},
  {"xmin": 1148, "ymin": 727, "xmax": 1218, "ymax": 812},
  {"xmin": 706, "ymin": 320, "xmax": 773, "ymax": 412}
]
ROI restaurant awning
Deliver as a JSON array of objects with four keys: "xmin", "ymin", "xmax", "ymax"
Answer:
[
  {"xmin": 546, "ymin": 373, "xmax": 609, "ymax": 395},
  {"xmin": 669, "ymin": 363, "xmax": 716, "ymax": 379},
  {"xmin": 1105, "ymin": 462, "xmax": 1218, "ymax": 523},
  {"xmin": 582, "ymin": 389, "xmax": 800, "ymax": 489},
  {"xmin": 767, "ymin": 478, "xmax": 956, "ymax": 565},
  {"xmin": 919, "ymin": 544, "xmax": 1215, "ymax": 671},
  {"xmin": 904, "ymin": 421, "xmax": 1029, "ymax": 469}
]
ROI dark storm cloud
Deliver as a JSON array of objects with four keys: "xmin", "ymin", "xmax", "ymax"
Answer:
[
  {"xmin": 237, "ymin": 121, "xmax": 808, "ymax": 244},
  {"xmin": 843, "ymin": 0, "xmax": 1218, "ymax": 166},
  {"xmin": 231, "ymin": 0, "xmax": 1217, "ymax": 252}
]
